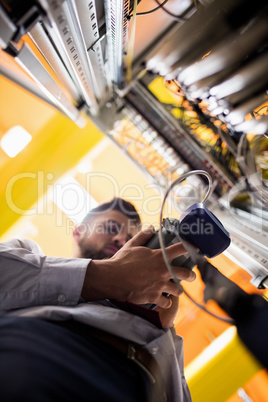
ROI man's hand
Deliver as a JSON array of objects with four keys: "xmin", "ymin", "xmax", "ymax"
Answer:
[
  {"xmin": 155, "ymin": 295, "xmax": 181, "ymax": 328},
  {"xmin": 82, "ymin": 226, "xmax": 196, "ymax": 308}
]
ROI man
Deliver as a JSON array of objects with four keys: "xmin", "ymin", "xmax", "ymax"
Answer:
[{"xmin": 0, "ymin": 197, "xmax": 196, "ymax": 401}]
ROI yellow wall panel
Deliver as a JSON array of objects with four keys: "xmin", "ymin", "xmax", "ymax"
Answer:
[
  {"xmin": 0, "ymin": 113, "xmax": 103, "ymax": 237},
  {"xmin": 185, "ymin": 326, "xmax": 262, "ymax": 402}
]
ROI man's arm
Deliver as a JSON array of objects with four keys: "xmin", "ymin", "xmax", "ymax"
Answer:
[
  {"xmin": 0, "ymin": 229, "xmax": 195, "ymax": 312},
  {"xmin": 0, "ymin": 238, "xmax": 87, "ymax": 311}
]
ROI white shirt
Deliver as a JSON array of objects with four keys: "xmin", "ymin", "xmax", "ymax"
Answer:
[{"xmin": 0, "ymin": 238, "xmax": 192, "ymax": 401}]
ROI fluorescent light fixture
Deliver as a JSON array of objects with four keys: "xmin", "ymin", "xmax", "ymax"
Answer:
[
  {"xmin": 51, "ymin": 176, "xmax": 98, "ymax": 224},
  {"xmin": 76, "ymin": 159, "xmax": 93, "ymax": 174},
  {"xmin": 0, "ymin": 125, "xmax": 32, "ymax": 157}
]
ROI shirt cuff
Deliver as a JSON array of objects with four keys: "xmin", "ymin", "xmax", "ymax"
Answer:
[{"xmin": 40, "ymin": 257, "xmax": 90, "ymax": 306}]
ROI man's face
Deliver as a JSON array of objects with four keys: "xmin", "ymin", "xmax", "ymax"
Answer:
[{"xmin": 74, "ymin": 210, "xmax": 139, "ymax": 259}]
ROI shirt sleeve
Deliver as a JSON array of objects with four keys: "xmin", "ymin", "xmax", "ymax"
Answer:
[{"xmin": 0, "ymin": 238, "xmax": 89, "ymax": 311}]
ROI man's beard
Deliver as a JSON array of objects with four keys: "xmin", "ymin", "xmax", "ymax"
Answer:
[{"xmin": 78, "ymin": 243, "xmax": 110, "ymax": 260}]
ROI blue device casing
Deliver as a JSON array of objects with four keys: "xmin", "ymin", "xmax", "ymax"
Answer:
[{"xmin": 178, "ymin": 203, "xmax": 231, "ymax": 258}]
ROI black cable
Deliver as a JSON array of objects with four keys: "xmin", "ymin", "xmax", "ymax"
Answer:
[
  {"xmin": 182, "ymin": 286, "xmax": 235, "ymax": 324},
  {"xmin": 128, "ymin": 0, "xmax": 169, "ymax": 18},
  {"xmin": 154, "ymin": 0, "xmax": 191, "ymax": 22}
]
